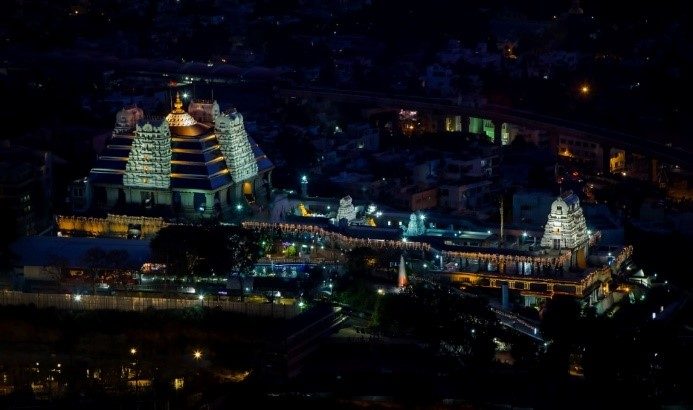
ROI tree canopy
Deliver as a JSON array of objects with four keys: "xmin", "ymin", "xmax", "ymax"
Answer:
[{"xmin": 150, "ymin": 225, "xmax": 261, "ymax": 277}]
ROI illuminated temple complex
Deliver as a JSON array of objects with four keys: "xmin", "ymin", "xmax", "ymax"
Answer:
[
  {"xmin": 244, "ymin": 190, "xmax": 632, "ymax": 310},
  {"xmin": 87, "ymin": 93, "xmax": 273, "ymax": 219},
  {"xmin": 440, "ymin": 192, "xmax": 628, "ymax": 308}
]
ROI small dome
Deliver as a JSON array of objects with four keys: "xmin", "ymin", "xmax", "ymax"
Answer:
[{"xmin": 165, "ymin": 92, "xmax": 197, "ymax": 127}]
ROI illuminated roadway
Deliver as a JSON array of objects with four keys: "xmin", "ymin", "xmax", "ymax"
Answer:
[{"xmin": 278, "ymin": 87, "xmax": 693, "ymax": 169}]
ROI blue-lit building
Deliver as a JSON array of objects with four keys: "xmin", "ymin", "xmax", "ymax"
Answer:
[{"xmin": 87, "ymin": 93, "xmax": 273, "ymax": 219}]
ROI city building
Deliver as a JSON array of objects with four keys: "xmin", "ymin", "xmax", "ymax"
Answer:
[
  {"xmin": 439, "ymin": 180, "xmax": 493, "ymax": 211},
  {"xmin": 86, "ymin": 93, "xmax": 273, "ymax": 219},
  {"xmin": 558, "ymin": 134, "xmax": 625, "ymax": 173},
  {"xmin": 0, "ymin": 142, "xmax": 53, "ymax": 236}
]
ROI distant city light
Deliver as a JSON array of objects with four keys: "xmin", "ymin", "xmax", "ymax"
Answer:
[
  {"xmin": 236, "ymin": 204, "xmax": 242, "ymax": 211},
  {"xmin": 580, "ymin": 84, "xmax": 590, "ymax": 95},
  {"xmin": 130, "ymin": 348, "xmax": 137, "ymax": 355},
  {"xmin": 198, "ymin": 294, "xmax": 204, "ymax": 300},
  {"xmin": 522, "ymin": 232, "xmax": 528, "ymax": 237},
  {"xmin": 73, "ymin": 294, "xmax": 82, "ymax": 302},
  {"xmin": 193, "ymin": 350, "xmax": 202, "ymax": 360},
  {"xmin": 182, "ymin": 92, "xmax": 189, "ymax": 99},
  {"xmin": 301, "ymin": 175, "xmax": 308, "ymax": 183}
]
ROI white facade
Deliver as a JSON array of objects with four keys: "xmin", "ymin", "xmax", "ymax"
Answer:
[
  {"xmin": 336, "ymin": 195, "xmax": 357, "ymax": 223},
  {"xmin": 540, "ymin": 193, "xmax": 589, "ymax": 250},
  {"xmin": 123, "ymin": 119, "xmax": 172, "ymax": 189},
  {"xmin": 215, "ymin": 110, "xmax": 258, "ymax": 183},
  {"xmin": 404, "ymin": 213, "xmax": 425, "ymax": 236}
]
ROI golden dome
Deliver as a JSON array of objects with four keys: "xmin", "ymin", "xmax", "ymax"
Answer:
[{"xmin": 165, "ymin": 92, "xmax": 197, "ymax": 127}]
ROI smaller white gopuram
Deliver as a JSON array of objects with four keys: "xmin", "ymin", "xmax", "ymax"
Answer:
[
  {"xmin": 336, "ymin": 195, "xmax": 357, "ymax": 223},
  {"xmin": 540, "ymin": 192, "xmax": 588, "ymax": 251}
]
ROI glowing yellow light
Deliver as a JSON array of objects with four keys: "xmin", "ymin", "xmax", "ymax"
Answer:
[
  {"xmin": 580, "ymin": 84, "xmax": 590, "ymax": 95},
  {"xmin": 193, "ymin": 350, "xmax": 202, "ymax": 359},
  {"xmin": 130, "ymin": 348, "xmax": 137, "ymax": 355}
]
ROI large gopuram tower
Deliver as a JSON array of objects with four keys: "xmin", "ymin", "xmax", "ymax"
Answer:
[{"xmin": 88, "ymin": 92, "xmax": 273, "ymax": 219}]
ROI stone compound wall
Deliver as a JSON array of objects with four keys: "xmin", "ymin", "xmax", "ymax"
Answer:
[{"xmin": 56, "ymin": 214, "xmax": 168, "ymax": 238}]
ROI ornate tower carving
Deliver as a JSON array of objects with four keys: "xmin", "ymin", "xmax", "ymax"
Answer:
[
  {"xmin": 540, "ymin": 192, "xmax": 588, "ymax": 250},
  {"xmin": 123, "ymin": 118, "xmax": 172, "ymax": 189},
  {"xmin": 336, "ymin": 195, "xmax": 357, "ymax": 223},
  {"xmin": 215, "ymin": 109, "xmax": 258, "ymax": 183}
]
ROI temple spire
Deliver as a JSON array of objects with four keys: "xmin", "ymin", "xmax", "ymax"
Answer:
[{"xmin": 173, "ymin": 91, "xmax": 184, "ymax": 113}]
